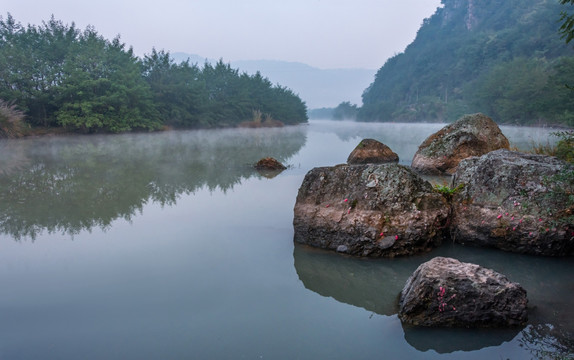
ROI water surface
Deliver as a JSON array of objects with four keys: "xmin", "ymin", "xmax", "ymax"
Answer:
[{"xmin": 0, "ymin": 120, "xmax": 571, "ymax": 359}]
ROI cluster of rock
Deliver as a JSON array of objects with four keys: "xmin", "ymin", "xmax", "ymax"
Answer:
[
  {"xmin": 294, "ymin": 113, "xmax": 573, "ymax": 257},
  {"xmin": 292, "ymin": 112, "xmax": 573, "ymax": 328}
]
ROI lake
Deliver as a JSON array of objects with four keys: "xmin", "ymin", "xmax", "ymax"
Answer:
[{"xmin": 0, "ymin": 120, "xmax": 571, "ymax": 359}]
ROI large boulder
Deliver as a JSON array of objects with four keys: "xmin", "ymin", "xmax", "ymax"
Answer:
[
  {"xmin": 347, "ymin": 138, "xmax": 399, "ymax": 164},
  {"xmin": 411, "ymin": 113, "xmax": 509, "ymax": 175},
  {"xmin": 398, "ymin": 257, "xmax": 528, "ymax": 327},
  {"xmin": 293, "ymin": 164, "xmax": 450, "ymax": 257},
  {"xmin": 451, "ymin": 149, "xmax": 574, "ymax": 256}
]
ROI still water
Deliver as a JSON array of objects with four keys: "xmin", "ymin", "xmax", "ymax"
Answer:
[{"xmin": 0, "ymin": 120, "xmax": 571, "ymax": 359}]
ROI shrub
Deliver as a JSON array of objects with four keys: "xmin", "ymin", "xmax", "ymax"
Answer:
[{"xmin": 554, "ymin": 130, "xmax": 574, "ymax": 163}]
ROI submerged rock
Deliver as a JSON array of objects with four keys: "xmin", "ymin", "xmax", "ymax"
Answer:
[
  {"xmin": 451, "ymin": 149, "xmax": 574, "ymax": 256},
  {"xmin": 292, "ymin": 163, "xmax": 449, "ymax": 257},
  {"xmin": 411, "ymin": 113, "xmax": 509, "ymax": 175},
  {"xmin": 399, "ymin": 257, "xmax": 528, "ymax": 327},
  {"xmin": 347, "ymin": 138, "xmax": 399, "ymax": 164}
]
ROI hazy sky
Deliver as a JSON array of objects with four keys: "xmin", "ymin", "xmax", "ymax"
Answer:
[{"xmin": 3, "ymin": 0, "xmax": 442, "ymax": 69}]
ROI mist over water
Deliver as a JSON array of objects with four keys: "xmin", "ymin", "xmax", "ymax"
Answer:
[{"xmin": 0, "ymin": 120, "xmax": 570, "ymax": 359}]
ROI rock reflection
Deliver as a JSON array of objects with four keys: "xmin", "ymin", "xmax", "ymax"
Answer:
[
  {"xmin": 293, "ymin": 243, "xmax": 406, "ymax": 316},
  {"xmin": 402, "ymin": 325, "xmax": 521, "ymax": 354},
  {"xmin": 0, "ymin": 127, "xmax": 306, "ymax": 239}
]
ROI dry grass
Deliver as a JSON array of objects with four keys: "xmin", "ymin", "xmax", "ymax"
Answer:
[
  {"xmin": 238, "ymin": 109, "xmax": 284, "ymax": 128},
  {"xmin": 530, "ymin": 141, "xmax": 558, "ymax": 156},
  {"xmin": 0, "ymin": 100, "xmax": 26, "ymax": 138}
]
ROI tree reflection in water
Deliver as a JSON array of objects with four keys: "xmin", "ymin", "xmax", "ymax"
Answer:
[{"xmin": 0, "ymin": 127, "xmax": 306, "ymax": 240}]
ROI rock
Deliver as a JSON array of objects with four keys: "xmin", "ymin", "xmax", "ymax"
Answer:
[
  {"xmin": 347, "ymin": 138, "xmax": 399, "ymax": 164},
  {"xmin": 292, "ymin": 163, "xmax": 450, "ymax": 257},
  {"xmin": 254, "ymin": 157, "xmax": 286, "ymax": 171},
  {"xmin": 398, "ymin": 257, "xmax": 528, "ymax": 327},
  {"xmin": 451, "ymin": 149, "xmax": 574, "ymax": 256},
  {"xmin": 411, "ymin": 113, "xmax": 509, "ymax": 175}
]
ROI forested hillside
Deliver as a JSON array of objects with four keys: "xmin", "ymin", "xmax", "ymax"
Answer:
[
  {"xmin": 0, "ymin": 14, "xmax": 307, "ymax": 134},
  {"xmin": 359, "ymin": 0, "xmax": 574, "ymax": 126}
]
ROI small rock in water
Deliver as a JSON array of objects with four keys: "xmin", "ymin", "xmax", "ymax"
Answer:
[
  {"xmin": 254, "ymin": 157, "xmax": 286, "ymax": 170},
  {"xmin": 347, "ymin": 139, "xmax": 399, "ymax": 165}
]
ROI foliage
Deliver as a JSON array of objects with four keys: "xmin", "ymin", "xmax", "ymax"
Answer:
[
  {"xmin": 359, "ymin": 0, "xmax": 574, "ymax": 125},
  {"xmin": 530, "ymin": 131, "xmax": 574, "ymax": 163},
  {"xmin": 559, "ymin": 0, "xmax": 574, "ymax": 44},
  {"xmin": 531, "ymin": 131, "xmax": 574, "ymax": 230},
  {"xmin": 56, "ymin": 30, "xmax": 161, "ymax": 133},
  {"xmin": 434, "ymin": 183, "xmax": 464, "ymax": 200},
  {"xmin": 0, "ymin": 14, "xmax": 307, "ymax": 133},
  {"xmin": 554, "ymin": 130, "xmax": 574, "ymax": 163},
  {"xmin": 0, "ymin": 14, "xmax": 79, "ymax": 127},
  {"xmin": 543, "ymin": 167, "xmax": 574, "ymax": 231}
]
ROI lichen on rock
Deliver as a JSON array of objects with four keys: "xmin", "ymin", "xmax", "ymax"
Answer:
[{"xmin": 451, "ymin": 149, "xmax": 574, "ymax": 256}]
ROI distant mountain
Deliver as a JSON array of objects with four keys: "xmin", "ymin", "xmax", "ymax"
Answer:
[
  {"xmin": 171, "ymin": 52, "xmax": 376, "ymax": 109},
  {"xmin": 359, "ymin": 0, "xmax": 574, "ymax": 126}
]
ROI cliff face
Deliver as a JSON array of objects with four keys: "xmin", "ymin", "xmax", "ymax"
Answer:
[
  {"xmin": 441, "ymin": 0, "xmax": 477, "ymax": 30},
  {"xmin": 466, "ymin": 0, "xmax": 477, "ymax": 30}
]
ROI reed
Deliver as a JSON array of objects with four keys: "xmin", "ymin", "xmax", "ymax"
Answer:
[{"xmin": 0, "ymin": 100, "xmax": 26, "ymax": 138}]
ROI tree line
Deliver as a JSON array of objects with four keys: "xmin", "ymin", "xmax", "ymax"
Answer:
[
  {"xmin": 358, "ymin": 0, "xmax": 574, "ymax": 126},
  {"xmin": 0, "ymin": 14, "xmax": 307, "ymax": 135}
]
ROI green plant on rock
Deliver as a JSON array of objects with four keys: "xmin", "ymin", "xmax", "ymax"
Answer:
[
  {"xmin": 554, "ymin": 131, "xmax": 574, "ymax": 164},
  {"xmin": 530, "ymin": 131, "xmax": 574, "ymax": 163},
  {"xmin": 433, "ymin": 183, "xmax": 464, "ymax": 200},
  {"xmin": 542, "ymin": 168, "xmax": 574, "ymax": 229}
]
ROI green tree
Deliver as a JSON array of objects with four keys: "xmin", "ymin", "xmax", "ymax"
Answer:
[
  {"xmin": 332, "ymin": 101, "xmax": 359, "ymax": 120},
  {"xmin": 469, "ymin": 58, "xmax": 549, "ymax": 124},
  {"xmin": 142, "ymin": 49, "xmax": 205, "ymax": 128},
  {"xmin": 56, "ymin": 29, "xmax": 160, "ymax": 132},
  {"xmin": 0, "ymin": 14, "xmax": 79, "ymax": 126},
  {"xmin": 0, "ymin": 14, "xmax": 307, "ymax": 132}
]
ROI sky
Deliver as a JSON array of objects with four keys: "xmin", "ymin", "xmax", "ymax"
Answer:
[{"xmin": 3, "ymin": 0, "xmax": 442, "ymax": 69}]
